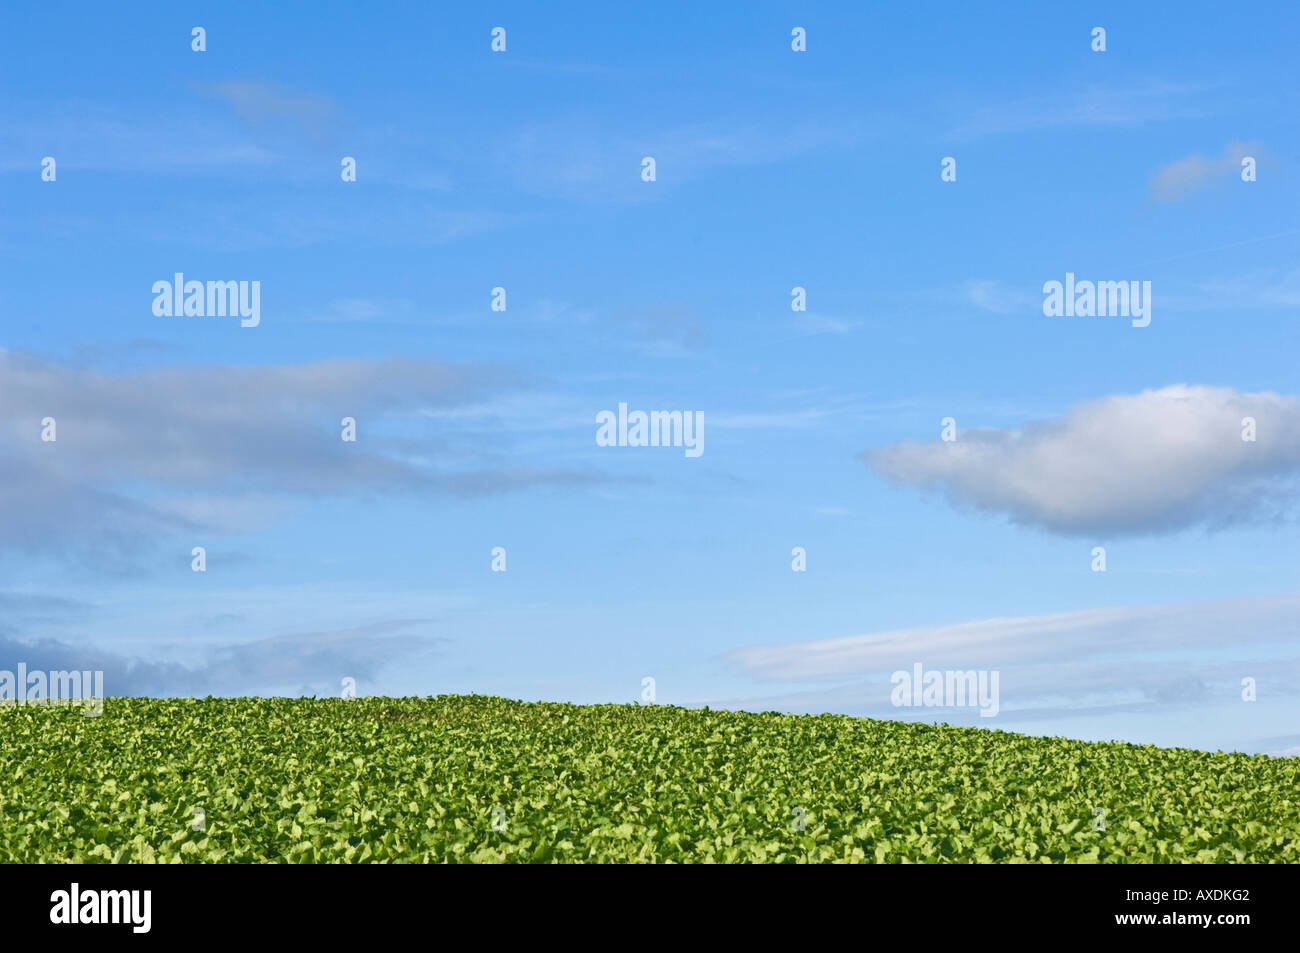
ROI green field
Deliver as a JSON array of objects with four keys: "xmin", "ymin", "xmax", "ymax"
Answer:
[{"xmin": 2, "ymin": 695, "xmax": 1296, "ymax": 863}]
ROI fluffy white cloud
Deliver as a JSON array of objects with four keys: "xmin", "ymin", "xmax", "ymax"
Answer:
[{"xmin": 864, "ymin": 385, "xmax": 1300, "ymax": 535}]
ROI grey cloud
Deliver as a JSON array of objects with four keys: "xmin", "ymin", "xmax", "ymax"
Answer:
[
  {"xmin": 2, "ymin": 352, "xmax": 502, "ymax": 491},
  {"xmin": 0, "ymin": 352, "xmax": 616, "ymax": 563},
  {"xmin": 0, "ymin": 590, "xmax": 96, "ymax": 632},
  {"xmin": 0, "ymin": 620, "xmax": 437, "ymax": 697}
]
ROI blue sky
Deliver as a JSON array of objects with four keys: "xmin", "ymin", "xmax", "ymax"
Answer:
[{"xmin": 2, "ymin": 2, "xmax": 1299, "ymax": 754}]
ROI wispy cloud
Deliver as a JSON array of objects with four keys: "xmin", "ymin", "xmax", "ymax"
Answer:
[
  {"xmin": 720, "ymin": 593, "xmax": 1300, "ymax": 726},
  {"xmin": 961, "ymin": 279, "xmax": 1037, "ymax": 315},
  {"xmin": 0, "ymin": 109, "xmax": 279, "ymax": 174},
  {"xmin": 794, "ymin": 313, "xmax": 860, "ymax": 336},
  {"xmin": 500, "ymin": 115, "xmax": 863, "ymax": 203},
  {"xmin": 1148, "ymin": 141, "xmax": 1258, "ymax": 202},
  {"xmin": 949, "ymin": 80, "xmax": 1217, "ymax": 139},
  {"xmin": 726, "ymin": 595, "xmax": 1300, "ymax": 680},
  {"xmin": 198, "ymin": 79, "xmax": 340, "ymax": 146},
  {"xmin": 709, "ymin": 408, "xmax": 839, "ymax": 430}
]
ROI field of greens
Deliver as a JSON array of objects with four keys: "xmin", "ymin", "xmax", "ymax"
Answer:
[{"xmin": 1, "ymin": 695, "xmax": 1296, "ymax": 863}]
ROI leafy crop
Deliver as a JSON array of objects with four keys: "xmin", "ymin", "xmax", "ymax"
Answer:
[{"xmin": 1, "ymin": 695, "xmax": 1296, "ymax": 862}]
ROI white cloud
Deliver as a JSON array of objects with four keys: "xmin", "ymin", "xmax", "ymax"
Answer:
[
  {"xmin": 864, "ymin": 385, "xmax": 1300, "ymax": 535},
  {"xmin": 0, "ymin": 111, "xmax": 279, "ymax": 174},
  {"xmin": 949, "ymin": 80, "xmax": 1216, "ymax": 139},
  {"xmin": 1149, "ymin": 141, "xmax": 1257, "ymax": 202},
  {"xmin": 500, "ymin": 116, "xmax": 862, "ymax": 203},
  {"xmin": 795, "ymin": 313, "xmax": 860, "ymax": 336},
  {"xmin": 814, "ymin": 506, "xmax": 850, "ymax": 517},
  {"xmin": 199, "ymin": 79, "xmax": 340, "ymax": 147},
  {"xmin": 962, "ymin": 279, "xmax": 1035, "ymax": 315}
]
